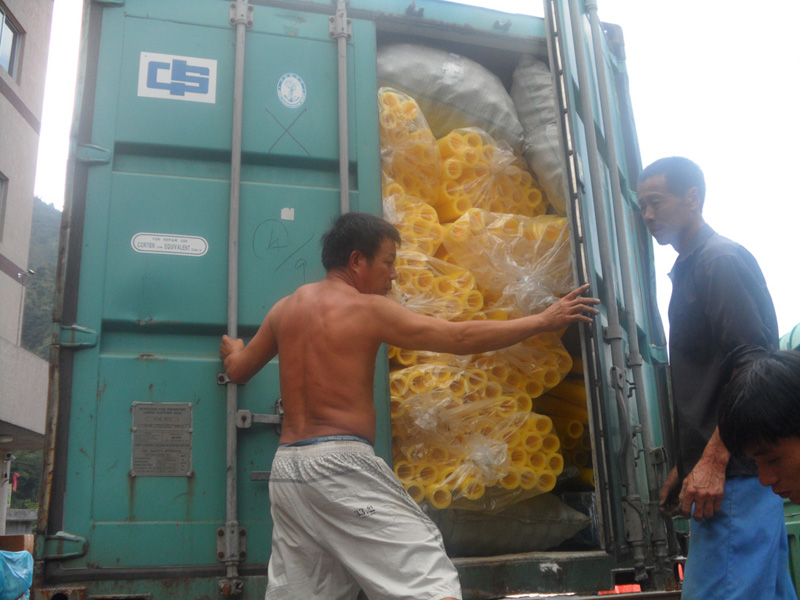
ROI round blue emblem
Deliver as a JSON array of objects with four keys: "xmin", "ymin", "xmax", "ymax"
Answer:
[{"xmin": 277, "ymin": 73, "xmax": 306, "ymax": 109}]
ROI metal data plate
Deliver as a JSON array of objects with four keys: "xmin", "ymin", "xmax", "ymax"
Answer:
[{"xmin": 130, "ymin": 402, "xmax": 193, "ymax": 477}]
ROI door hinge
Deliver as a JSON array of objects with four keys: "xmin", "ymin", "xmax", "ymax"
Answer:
[
  {"xmin": 329, "ymin": 1, "xmax": 352, "ymax": 40},
  {"xmin": 75, "ymin": 144, "xmax": 112, "ymax": 165},
  {"xmin": 39, "ymin": 531, "xmax": 88, "ymax": 561},
  {"xmin": 54, "ymin": 324, "xmax": 98, "ymax": 349}
]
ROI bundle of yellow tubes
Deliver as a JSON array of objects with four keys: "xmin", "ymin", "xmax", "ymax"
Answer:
[
  {"xmin": 441, "ymin": 209, "xmax": 574, "ymax": 310},
  {"xmin": 534, "ymin": 362, "xmax": 595, "ymax": 487},
  {"xmin": 377, "ymin": 88, "xmax": 587, "ymax": 508},
  {"xmin": 434, "ymin": 129, "xmax": 547, "ymax": 223},
  {"xmin": 389, "ymin": 364, "xmax": 566, "ymax": 509},
  {"xmin": 378, "ymin": 88, "xmax": 441, "ymax": 204}
]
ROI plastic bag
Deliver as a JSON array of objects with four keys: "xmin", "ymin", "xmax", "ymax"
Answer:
[
  {"xmin": 429, "ymin": 492, "xmax": 591, "ymax": 557},
  {"xmin": 378, "ymin": 88, "xmax": 442, "ymax": 205},
  {"xmin": 377, "ymin": 44, "xmax": 525, "ymax": 152},
  {"xmin": 434, "ymin": 128, "xmax": 547, "ymax": 223},
  {"xmin": 0, "ymin": 551, "xmax": 32, "ymax": 600},
  {"xmin": 442, "ymin": 208, "xmax": 573, "ymax": 313},
  {"xmin": 390, "ymin": 363, "xmax": 564, "ymax": 510},
  {"xmin": 387, "ymin": 249, "xmax": 482, "ymax": 321},
  {"xmin": 511, "ymin": 55, "xmax": 568, "ymax": 215}
]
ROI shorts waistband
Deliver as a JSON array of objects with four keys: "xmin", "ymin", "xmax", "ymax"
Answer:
[{"xmin": 280, "ymin": 435, "xmax": 372, "ymax": 448}]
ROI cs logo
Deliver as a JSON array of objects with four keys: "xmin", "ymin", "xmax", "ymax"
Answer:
[{"xmin": 138, "ymin": 52, "xmax": 217, "ymax": 104}]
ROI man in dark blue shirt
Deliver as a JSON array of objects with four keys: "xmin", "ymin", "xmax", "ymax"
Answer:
[{"xmin": 637, "ymin": 157, "xmax": 795, "ymax": 600}]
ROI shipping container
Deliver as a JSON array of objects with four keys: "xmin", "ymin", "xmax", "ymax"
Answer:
[{"xmin": 34, "ymin": 0, "xmax": 681, "ymax": 598}]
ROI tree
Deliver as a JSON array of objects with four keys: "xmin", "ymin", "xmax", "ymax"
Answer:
[{"xmin": 21, "ymin": 197, "xmax": 61, "ymax": 360}]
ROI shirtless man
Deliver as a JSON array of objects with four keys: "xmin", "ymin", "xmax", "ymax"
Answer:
[{"xmin": 220, "ymin": 212, "xmax": 599, "ymax": 600}]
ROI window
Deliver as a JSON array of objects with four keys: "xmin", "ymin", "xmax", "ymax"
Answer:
[{"xmin": 0, "ymin": 5, "xmax": 20, "ymax": 76}]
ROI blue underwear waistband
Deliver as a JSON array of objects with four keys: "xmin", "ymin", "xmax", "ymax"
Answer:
[{"xmin": 280, "ymin": 435, "xmax": 372, "ymax": 448}]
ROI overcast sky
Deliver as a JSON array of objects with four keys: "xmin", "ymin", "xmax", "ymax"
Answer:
[{"xmin": 34, "ymin": 0, "xmax": 800, "ymax": 337}]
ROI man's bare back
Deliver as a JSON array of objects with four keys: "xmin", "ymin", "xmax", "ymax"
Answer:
[{"xmin": 220, "ymin": 235, "xmax": 599, "ymax": 447}]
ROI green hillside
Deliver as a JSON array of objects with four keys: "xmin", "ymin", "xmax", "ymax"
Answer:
[{"xmin": 21, "ymin": 197, "xmax": 61, "ymax": 360}]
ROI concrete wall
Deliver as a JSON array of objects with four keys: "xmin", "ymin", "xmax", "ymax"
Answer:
[
  {"xmin": 0, "ymin": 337, "xmax": 47, "ymax": 447},
  {"xmin": 0, "ymin": 0, "xmax": 54, "ymax": 451}
]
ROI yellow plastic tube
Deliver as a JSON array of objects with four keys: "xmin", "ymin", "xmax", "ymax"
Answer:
[
  {"xmin": 406, "ymin": 369, "xmax": 432, "ymax": 394},
  {"xmin": 496, "ymin": 396, "xmax": 518, "ymax": 418},
  {"xmin": 389, "ymin": 397, "xmax": 405, "ymax": 419},
  {"xmin": 518, "ymin": 467, "xmax": 539, "ymax": 490},
  {"xmin": 561, "ymin": 435, "xmax": 579, "ymax": 450},
  {"xmin": 425, "ymin": 484, "xmax": 453, "ymax": 510},
  {"xmin": 432, "ymin": 276, "xmax": 456, "ymax": 297},
  {"xmin": 417, "ymin": 464, "xmax": 440, "ymax": 486},
  {"xmin": 522, "ymin": 431, "xmax": 543, "ymax": 454},
  {"xmin": 435, "ymin": 196, "xmax": 472, "ymax": 223},
  {"xmin": 548, "ymin": 453, "xmax": 564, "ymax": 476},
  {"xmin": 461, "ymin": 290, "xmax": 484, "ymax": 313},
  {"xmin": 393, "ymin": 460, "xmax": 417, "ymax": 483},
  {"xmin": 525, "ymin": 378, "xmax": 544, "ymax": 399},
  {"xmin": 459, "ymin": 132, "xmax": 480, "ymax": 151},
  {"xmin": 528, "ymin": 414, "xmax": 554, "ymax": 436},
  {"xmin": 515, "ymin": 394, "xmax": 533, "ymax": 413},
  {"xmin": 542, "ymin": 434, "xmax": 561, "ymax": 455},
  {"xmin": 537, "ymin": 469, "xmax": 557, "ymax": 493},
  {"xmin": 379, "ymin": 90, "xmax": 401, "ymax": 109},
  {"xmin": 529, "ymin": 451, "xmax": 546, "ymax": 472},
  {"xmin": 500, "ymin": 467, "xmax": 521, "ymax": 490},
  {"xmin": 382, "ymin": 181, "xmax": 406, "ymax": 200},
  {"xmin": 438, "ymin": 132, "xmax": 467, "ymax": 159},
  {"xmin": 442, "ymin": 157, "xmax": 463, "ymax": 180},
  {"xmin": 507, "ymin": 445, "xmax": 527, "ymax": 468},
  {"xmin": 427, "ymin": 444, "xmax": 450, "ymax": 463},
  {"xmin": 459, "ymin": 478, "xmax": 485, "ymax": 501},
  {"xmin": 549, "ymin": 379, "xmax": 588, "ymax": 407},
  {"xmin": 534, "ymin": 394, "xmax": 589, "ymax": 423},
  {"xmin": 404, "ymin": 482, "xmax": 425, "ymax": 503},
  {"xmin": 392, "ymin": 349, "xmax": 418, "ymax": 367},
  {"xmin": 551, "ymin": 416, "xmax": 584, "ymax": 440},
  {"xmin": 411, "ymin": 270, "xmax": 434, "ymax": 293}
]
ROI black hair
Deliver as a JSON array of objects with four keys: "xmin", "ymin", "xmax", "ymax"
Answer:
[
  {"xmin": 639, "ymin": 156, "xmax": 706, "ymax": 209},
  {"xmin": 320, "ymin": 212, "xmax": 401, "ymax": 271},
  {"xmin": 718, "ymin": 345, "xmax": 800, "ymax": 453}
]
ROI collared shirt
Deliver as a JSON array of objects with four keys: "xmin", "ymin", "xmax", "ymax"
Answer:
[{"xmin": 668, "ymin": 224, "xmax": 778, "ymax": 479}]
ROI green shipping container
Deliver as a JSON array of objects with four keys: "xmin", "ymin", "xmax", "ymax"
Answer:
[{"xmin": 34, "ymin": 0, "xmax": 680, "ymax": 598}]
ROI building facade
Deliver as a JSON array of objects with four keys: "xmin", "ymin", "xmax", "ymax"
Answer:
[{"xmin": 0, "ymin": 0, "xmax": 54, "ymax": 459}]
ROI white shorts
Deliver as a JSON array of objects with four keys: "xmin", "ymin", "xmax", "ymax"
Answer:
[{"xmin": 265, "ymin": 440, "xmax": 462, "ymax": 600}]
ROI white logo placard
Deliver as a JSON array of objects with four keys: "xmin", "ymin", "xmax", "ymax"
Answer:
[
  {"xmin": 277, "ymin": 73, "xmax": 306, "ymax": 109},
  {"xmin": 131, "ymin": 233, "xmax": 208, "ymax": 257},
  {"xmin": 138, "ymin": 52, "xmax": 217, "ymax": 104}
]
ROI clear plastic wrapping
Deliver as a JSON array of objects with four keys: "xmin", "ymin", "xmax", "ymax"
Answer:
[
  {"xmin": 379, "ymin": 88, "xmax": 442, "ymax": 205},
  {"xmin": 442, "ymin": 208, "xmax": 573, "ymax": 314},
  {"xmin": 378, "ymin": 87, "xmax": 588, "ymax": 512},
  {"xmin": 433, "ymin": 128, "xmax": 546, "ymax": 224},
  {"xmin": 390, "ymin": 363, "xmax": 564, "ymax": 511}
]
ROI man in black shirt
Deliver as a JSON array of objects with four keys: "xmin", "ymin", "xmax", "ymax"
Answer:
[{"xmin": 637, "ymin": 157, "xmax": 795, "ymax": 600}]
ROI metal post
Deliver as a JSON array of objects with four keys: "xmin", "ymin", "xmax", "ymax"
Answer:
[
  {"xmin": 221, "ymin": 0, "xmax": 252, "ymax": 596},
  {"xmin": 331, "ymin": 0, "xmax": 351, "ymax": 214},
  {"xmin": 566, "ymin": 0, "xmax": 648, "ymax": 581},
  {"xmin": 585, "ymin": 0, "xmax": 672, "ymax": 586}
]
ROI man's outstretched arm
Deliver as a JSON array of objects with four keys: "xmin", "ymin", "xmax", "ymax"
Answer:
[{"xmin": 378, "ymin": 283, "xmax": 600, "ymax": 356}]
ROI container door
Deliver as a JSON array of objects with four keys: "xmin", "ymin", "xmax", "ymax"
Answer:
[
  {"xmin": 39, "ymin": 1, "xmax": 384, "ymax": 596},
  {"xmin": 548, "ymin": 0, "xmax": 676, "ymax": 587}
]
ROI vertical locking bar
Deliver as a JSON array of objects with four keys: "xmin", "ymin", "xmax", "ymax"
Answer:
[
  {"xmin": 330, "ymin": 0, "xmax": 352, "ymax": 214},
  {"xmin": 220, "ymin": 0, "xmax": 253, "ymax": 597}
]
